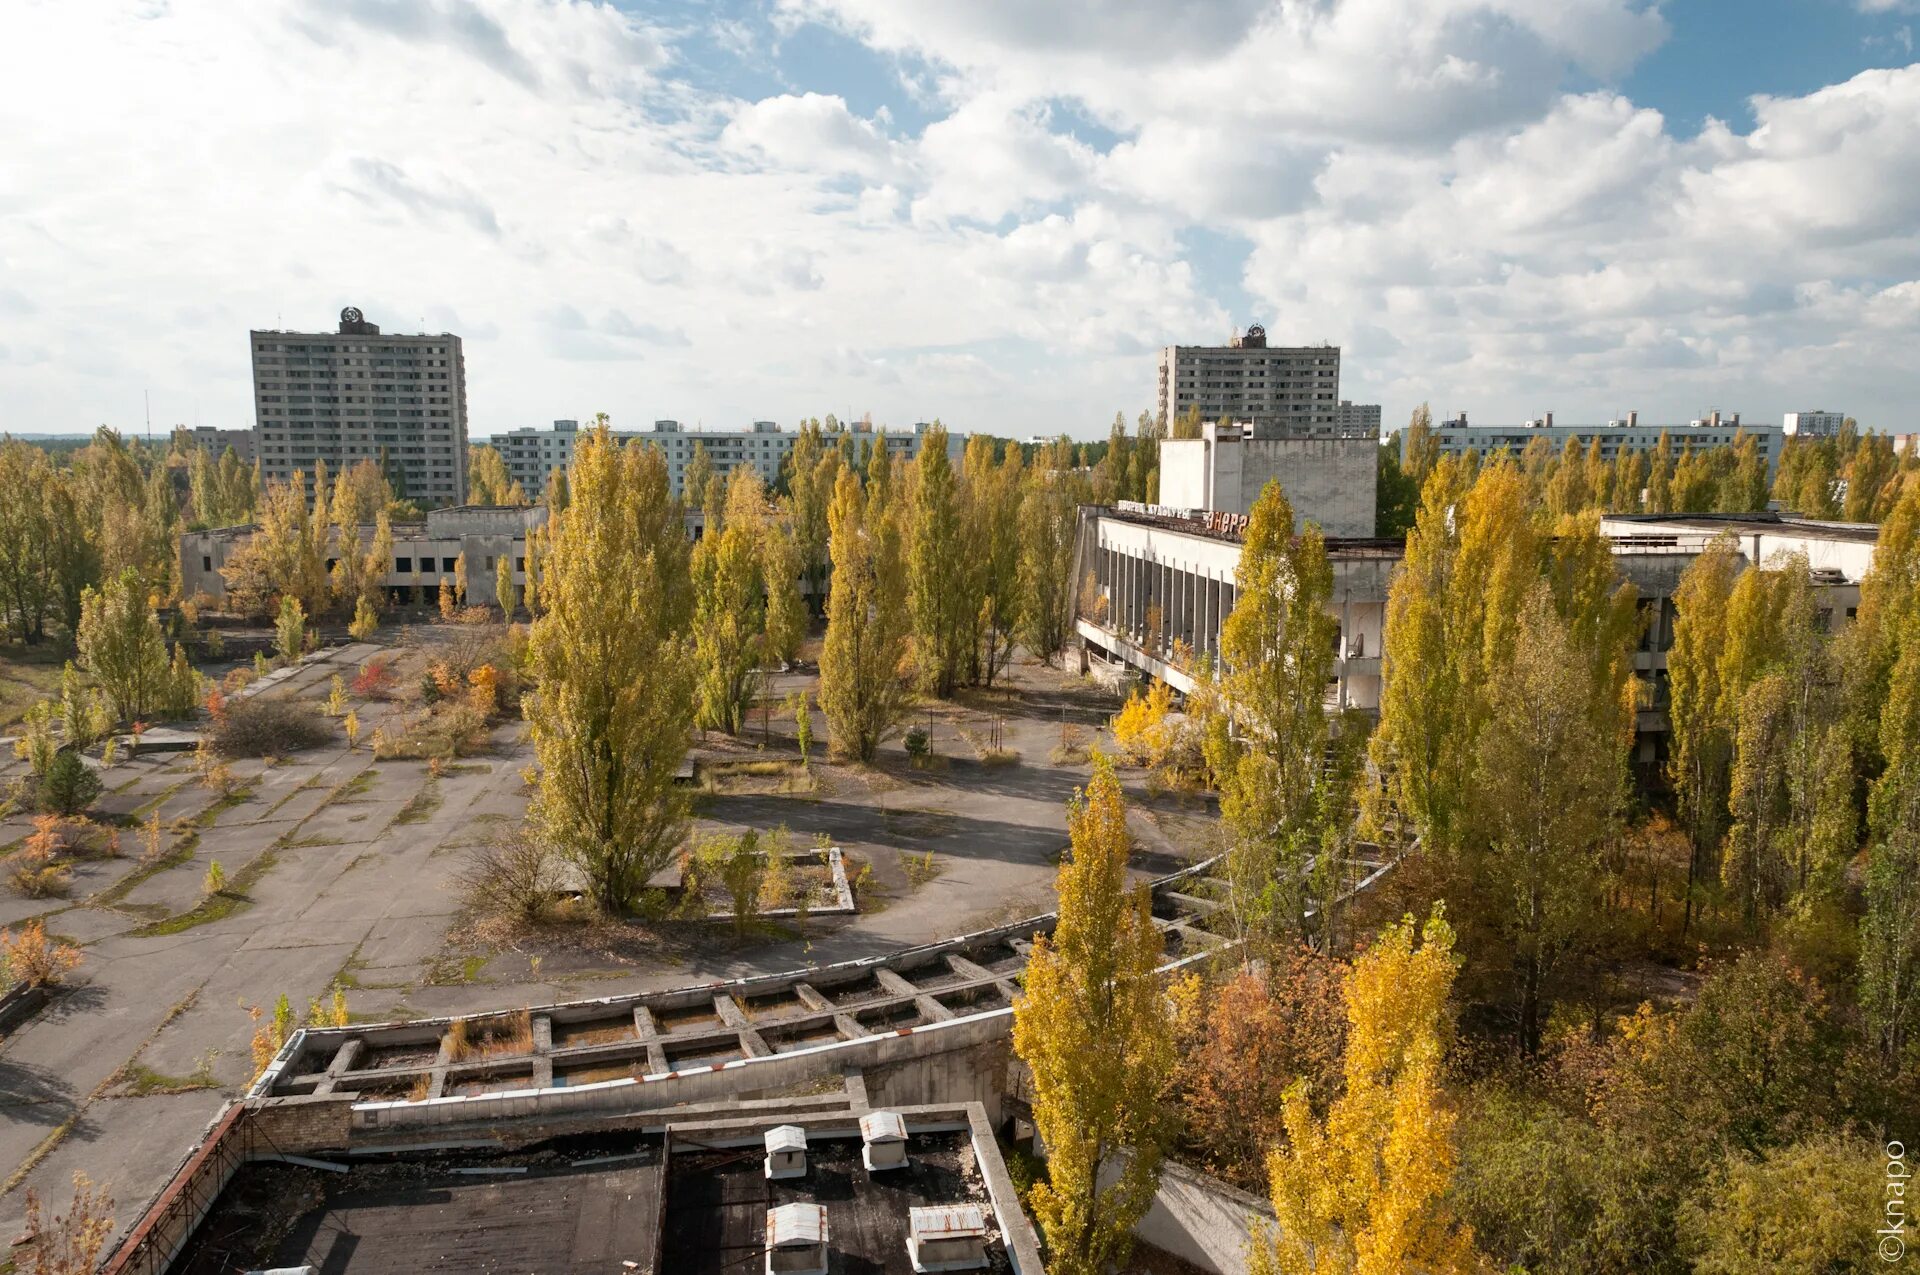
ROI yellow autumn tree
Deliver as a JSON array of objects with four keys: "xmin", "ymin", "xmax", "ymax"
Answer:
[
  {"xmin": 1110, "ymin": 678, "xmax": 1173, "ymax": 766},
  {"xmin": 1253, "ymin": 909, "xmax": 1483, "ymax": 1275},
  {"xmin": 1012, "ymin": 751, "xmax": 1173, "ymax": 1275}
]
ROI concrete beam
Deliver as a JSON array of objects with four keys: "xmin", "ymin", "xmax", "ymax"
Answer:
[{"xmin": 713, "ymin": 995, "xmax": 773, "ymax": 1059}]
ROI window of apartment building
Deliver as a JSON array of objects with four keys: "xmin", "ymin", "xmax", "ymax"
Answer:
[
  {"xmin": 395, "ymin": 557, "xmax": 413, "ymax": 573},
  {"xmin": 441, "ymin": 557, "xmax": 456, "ymax": 573}
]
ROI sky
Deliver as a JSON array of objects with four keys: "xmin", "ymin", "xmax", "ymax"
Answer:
[{"xmin": 1, "ymin": 0, "xmax": 1917, "ymax": 441}]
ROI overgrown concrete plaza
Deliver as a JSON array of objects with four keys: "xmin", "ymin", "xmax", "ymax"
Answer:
[{"xmin": 0, "ymin": 632, "xmax": 1200, "ymax": 1247}]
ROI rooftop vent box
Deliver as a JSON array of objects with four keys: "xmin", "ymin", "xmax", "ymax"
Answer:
[
  {"xmin": 907, "ymin": 1204, "xmax": 990, "ymax": 1272},
  {"xmin": 765, "ymin": 1125, "xmax": 808, "ymax": 1180},
  {"xmin": 861, "ymin": 1110, "xmax": 909, "ymax": 1171},
  {"xmin": 766, "ymin": 1202, "xmax": 829, "ymax": 1275}
]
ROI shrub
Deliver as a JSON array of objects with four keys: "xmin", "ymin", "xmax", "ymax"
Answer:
[
  {"xmin": 904, "ymin": 726, "xmax": 930, "ymax": 762},
  {"xmin": 8, "ymin": 849, "xmax": 71, "ymax": 899},
  {"xmin": 40, "ymin": 752, "xmax": 102, "ymax": 816},
  {"xmin": 1111, "ymin": 679, "xmax": 1174, "ymax": 766},
  {"xmin": 1677, "ymin": 1134, "xmax": 1885, "ymax": 1274},
  {"xmin": 211, "ymin": 697, "xmax": 333, "ymax": 758},
  {"xmin": 457, "ymin": 836, "xmax": 561, "ymax": 926},
  {"xmin": 203, "ymin": 860, "xmax": 226, "ymax": 895},
  {"xmin": 20, "ymin": 1171, "xmax": 114, "ymax": 1275},
  {"xmin": 0, "ymin": 919, "xmax": 83, "ymax": 987},
  {"xmin": 351, "ymin": 658, "xmax": 395, "ymax": 699}
]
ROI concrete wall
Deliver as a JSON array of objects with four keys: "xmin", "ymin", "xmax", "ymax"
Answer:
[
  {"xmin": 345, "ymin": 1009, "xmax": 1018, "ymax": 1139},
  {"xmin": 1159, "ymin": 431, "xmax": 1376, "ymax": 537},
  {"xmin": 1095, "ymin": 1150, "xmax": 1274, "ymax": 1275}
]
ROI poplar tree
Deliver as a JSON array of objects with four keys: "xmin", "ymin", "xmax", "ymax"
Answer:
[
  {"xmin": 1013, "ymin": 753, "xmax": 1172, "ymax": 1275},
  {"xmin": 0, "ymin": 442, "xmax": 57, "ymax": 643},
  {"xmin": 77, "ymin": 568, "xmax": 174, "ymax": 723},
  {"xmin": 761, "ymin": 520, "xmax": 807, "ymax": 667},
  {"xmin": 690, "ymin": 509, "xmax": 765, "ymax": 734},
  {"xmin": 1209, "ymin": 480, "xmax": 1360, "ymax": 949},
  {"xmin": 906, "ymin": 423, "xmax": 971, "ymax": 696},
  {"xmin": 783, "ymin": 421, "xmax": 837, "ymax": 609},
  {"xmin": 1471, "ymin": 583, "xmax": 1623, "ymax": 1053},
  {"xmin": 1018, "ymin": 440, "xmax": 1081, "ymax": 665},
  {"xmin": 467, "ymin": 446, "xmax": 524, "ymax": 505},
  {"xmin": 1254, "ymin": 910, "xmax": 1480, "ymax": 1275},
  {"xmin": 1862, "ymin": 617, "xmax": 1920, "ymax": 1072},
  {"xmin": 819, "ymin": 468, "xmax": 908, "ymax": 760},
  {"xmin": 495, "ymin": 554, "xmax": 517, "ymax": 619},
  {"xmin": 1666, "ymin": 534, "xmax": 1740, "ymax": 931},
  {"xmin": 967, "ymin": 438, "xmax": 1023, "ymax": 687},
  {"xmin": 525, "ymin": 425, "xmax": 695, "ymax": 913},
  {"xmin": 1372, "ymin": 458, "xmax": 1537, "ymax": 856}
]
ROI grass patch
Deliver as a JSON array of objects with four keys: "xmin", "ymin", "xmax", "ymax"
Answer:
[
  {"xmin": 284, "ymin": 833, "xmax": 345, "ymax": 848},
  {"xmin": 331, "ymin": 770, "xmax": 376, "ymax": 802},
  {"xmin": 194, "ymin": 782, "xmax": 258, "ymax": 826},
  {"xmin": 393, "ymin": 780, "xmax": 443, "ymax": 826},
  {"xmin": 701, "ymin": 758, "xmax": 814, "ymax": 795},
  {"xmin": 980, "ymin": 748, "xmax": 1021, "ymax": 767},
  {"xmin": 114, "ymin": 1060, "xmax": 218, "ymax": 1096},
  {"xmin": 129, "ymin": 849, "xmax": 278, "ymax": 937},
  {"xmin": 129, "ymin": 779, "xmax": 190, "ymax": 820},
  {"xmin": 903, "ymin": 849, "xmax": 944, "ymax": 888}
]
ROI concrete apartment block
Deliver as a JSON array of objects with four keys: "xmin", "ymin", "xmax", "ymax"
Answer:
[
  {"xmin": 1424, "ymin": 410, "xmax": 1785, "ymax": 475},
  {"xmin": 184, "ymin": 425, "xmax": 255, "ymax": 463},
  {"xmin": 251, "ymin": 306, "xmax": 468, "ymax": 507},
  {"xmin": 1783, "ymin": 410, "xmax": 1848, "ymax": 437},
  {"xmin": 1157, "ymin": 325, "xmax": 1347, "ymax": 438}
]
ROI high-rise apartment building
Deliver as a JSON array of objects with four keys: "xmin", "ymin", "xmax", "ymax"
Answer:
[
  {"xmin": 250, "ymin": 307, "xmax": 468, "ymax": 506},
  {"xmin": 1156, "ymin": 326, "xmax": 1344, "ymax": 438},
  {"xmin": 1783, "ymin": 410, "xmax": 1848, "ymax": 437},
  {"xmin": 1335, "ymin": 400, "xmax": 1382, "ymax": 438}
]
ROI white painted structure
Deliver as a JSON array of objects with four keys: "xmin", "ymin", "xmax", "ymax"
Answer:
[{"xmin": 1159, "ymin": 422, "xmax": 1377, "ymax": 536}]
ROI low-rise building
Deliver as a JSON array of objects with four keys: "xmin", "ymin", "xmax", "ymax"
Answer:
[
  {"xmin": 1422, "ymin": 409, "xmax": 1784, "ymax": 474},
  {"xmin": 181, "ymin": 505, "xmax": 547, "ymax": 609},
  {"xmin": 183, "ymin": 425, "xmax": 255, "ymax": 463},
  {"xmin": 1073, "ymin": 506, "xmax": 1879, "ymax": 787}
]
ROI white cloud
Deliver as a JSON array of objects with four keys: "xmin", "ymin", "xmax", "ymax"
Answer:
[
  {"xmin": 720, "ymin": 92, "xmax": 898, "ymax": 179},
  {"xmin": 0, "ymin": 0, "xmax": 1914, "ymax": 439}
]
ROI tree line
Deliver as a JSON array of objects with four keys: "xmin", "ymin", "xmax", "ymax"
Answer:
[
  {"xmin": 519, "ymin": 419, "xmax": 1089, "ymax": 912},
  {"xmin": 1022, "ymin": 451, "xmax": 1920, "ymax": 1273},
  {"xmin": 1378, "ymin": 404, "xmax": 1917, "ymax": 534}
]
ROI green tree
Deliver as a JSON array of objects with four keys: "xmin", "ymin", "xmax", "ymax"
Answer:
[
  {"xmin": 77, "ymin": 568, "xmax": 173, "ymax": 723},
  {"xmin": 274, "ymin": 596, "xmax": 306, "ymax": 663},
  {"xmin": 907, "ymin": 423, "xmax": 973, "ymax": 696},
  {"xmin": 1013, "ymin": 753, "xmax": 1173, "ymax": 1275},
  {"xmin": 966, "ymin": 439, "xmax": 1024, "ymax": 687},
  {"xmin": 41, "ymin": 749, "xmax": 103, "ymax": 816},
  {"xmin": 1018, "ymin": 439, "xmax": 1082, "ymax": 664},
  {"xmin": 1862, "ymin": 610, "xmax": 1920, "ymax": 1072},
  {"xmin": 819, "ymin": 469, "xmax": 908, "ymax": 760},
  {"xmin": 1470, "ymin": 582, "xmax": 1624, "ymax": 1053},
  {"xmin": 683, "ymin": 441, "xmax": 714, "ymax": 510},
  {"xmin": 525, "ymin": 425, "xmax": 695, "ymax": 913},
  {"xmin": 1372, "ymin": 458, "xmax": 1537, "ymax": 857},
  {"xmin": 0, "ymin": 442, "xmax": 58, "ymax": 644},
  {"xmin": 1401, "ymin": 403, "xmax": 1438, "ymax": 488},
  {"xmin": 761, "ymin": 519, "xmax": 807, "ymax": 668},
  {"xmin": 1209, "ymin": 480, "xmax": 1360, "ymax": 950}
]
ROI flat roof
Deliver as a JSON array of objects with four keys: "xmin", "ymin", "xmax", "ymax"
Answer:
[
  {"xmin": 1602, "ymin": 512, "xmax": 1882, "ymax": 544},
  {"xmin": 662, "ymin": 1129, "xmax": 1012, "ymax": 1275},
  {"xmin": 170, "ymin": 1137, "xmax": 665, "ymax": 1274}
]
